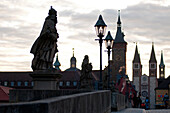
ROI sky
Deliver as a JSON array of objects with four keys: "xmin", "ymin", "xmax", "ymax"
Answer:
[{"xmin": 0, "ymin": 0, "xmax": 170, "ymax": 80}]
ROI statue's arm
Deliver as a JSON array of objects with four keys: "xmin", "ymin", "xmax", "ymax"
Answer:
[{"xmin": 46, "ymin": 20, "xmax": 58, "ymax": 41}]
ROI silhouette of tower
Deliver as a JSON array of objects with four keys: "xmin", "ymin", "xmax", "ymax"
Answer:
[
  {"xmin": 111, "ymin": 10, "xmax": 127, "ymax": 82},
  {"xmin": 149, "ymin": 43, "xmax": 158, "ymax": 109},
  {"xmin": 149, "ymin": 43, "xmax": 157, "ymax": 77},
  {"xmin": 159, "ymin": 50, "xmax": 165, "ymax": 79},
  {"xmin": 132, "ymin": 43, "xmax": 142, "ymax": 92},
  {"xmin": 65, "ymin": 48, "xmax": 80, "ymax": 71},
  {"xmin": 54, "ymin": 53, "xmax": 61, "ymax": 70}
]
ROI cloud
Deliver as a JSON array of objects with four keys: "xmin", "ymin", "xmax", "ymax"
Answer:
[{"xmin": 1, "ymin": 1, "xmax": 170, "ymax": 79}]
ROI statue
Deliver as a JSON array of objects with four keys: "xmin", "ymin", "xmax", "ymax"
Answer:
[
  {"xmin": 30, "ymin": 6, "xmax": 59, "ymax": 71},
  {"xmin": 80, "ymin": 55, "xmax": 94, "ymax": 90}
]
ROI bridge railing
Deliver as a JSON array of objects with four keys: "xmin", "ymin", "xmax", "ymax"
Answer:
[{"xmin": 0, "ymin": 90, "xmax": 111, "ymax": 113}]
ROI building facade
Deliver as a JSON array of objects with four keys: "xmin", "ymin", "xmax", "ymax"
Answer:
[{"xmin": 132, "ymin": 43, "xmax": 161, "ymax": 108}]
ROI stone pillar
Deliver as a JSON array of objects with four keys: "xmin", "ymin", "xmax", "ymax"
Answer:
[{"xmin": 30, "ymin": 69, "xmax": 61, "ymax": 90}]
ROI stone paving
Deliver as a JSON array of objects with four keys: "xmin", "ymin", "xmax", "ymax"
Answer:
[{"xmin": 112, "ymin": 108, "xmax": 170, "ymax": 113}]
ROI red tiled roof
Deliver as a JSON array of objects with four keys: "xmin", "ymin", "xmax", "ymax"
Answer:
[{"xmin": 0, "ymin": 86, "xmax": 13, "ymax": 101}]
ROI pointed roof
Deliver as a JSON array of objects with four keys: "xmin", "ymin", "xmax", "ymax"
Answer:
[
  {"xmin": 160, "ymin": 50, "xmax": 165, "ymax": 67},
  {"xmin": 114, "ymin": 10, "xmax": 126, "ymax": 43},
  {"xmin": 149, "ymin": 43, "xmax": 157, "ymax": 63},
  {"xmin": 133, "ymin": 44, "xmax": 141, "ymax": 63},
  {"xmin": 117, "ymin": 10, "xmax": 121, "ymax": 25},
  {"xmin": 54, "ymin": 54, "xmax": 61, "ymax": 70},
  {"xmin": 71, "ymin": 48, "xmax": 76, "ymax": 62}
]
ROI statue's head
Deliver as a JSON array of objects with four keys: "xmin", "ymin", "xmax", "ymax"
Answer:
[
  {"xmin": 48, "ymin": 6, "xmax": 57, "ymax": 24},
  {"xmin": 49, "ymin": 6, "xmax": 57, "ymax": 16},
  {"xmin": 85, "ymin": 55, "xmax": 88, "ymax": 59}
]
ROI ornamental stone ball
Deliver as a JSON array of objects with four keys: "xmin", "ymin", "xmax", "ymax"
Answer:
[{"xmin": 30, "ymin": 6, "xmax": 59, "ymax": 71}]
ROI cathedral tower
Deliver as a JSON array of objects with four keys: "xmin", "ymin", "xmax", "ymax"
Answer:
[
  {"xmin": 132, "ymin": 44, "xmax": 142, "ymax": 92},
  {"xmin": 149, "ymin": 43, "xmax": 157, "ymax": 109},
  {"xmin": 159, "ymin": 50, "xmax": 165, "ymax": 79},
  {"xmin": 111, "ymin": 10, "xmax": 127, "ymax": 82},
  {"xmin": 149, "ymin": 43, "xmax": 157, "ymax": 77}
]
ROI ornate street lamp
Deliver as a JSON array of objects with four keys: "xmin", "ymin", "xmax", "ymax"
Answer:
[
  {"xmin": 95, "ymin": 15, "xmax": 107, "ymax": 90},
  {"xmin": 104, "ymin": 31, "xmax": 114, "ymax": 89}
]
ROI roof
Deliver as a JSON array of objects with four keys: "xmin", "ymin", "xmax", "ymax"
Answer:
[
  {"xmin": 59, "ymin": 70, "xmax": 100, "ymax": 81},
  {"xmin": 0, "ymin": 86, "xmax": 13, "ymax": 101},
  {"xmin": 159, "ymin": 50, "xmax": 165, "ymax": 67},
  {"xmin": 54, "ymin": 54, "xmax": 61, "ymax": 68},
  {"xmin": 60, "ymin": 71, "xmax": 81, "ymax": 81},
  {"xmin": 149, "ymin": 43, "xmax": 157, "ymax": 63},
  {"xmin": 114, "ymin": 10, "xmax": 126, "ymax": 43},
  {"xmin": 0, "ymin": 72, "xmax": 33, "ymax": 81},
  {"xmin": 155, "ymin": 76, "xmax": 170, "ymax": 89},
  {"xmin": 133, "ymin": 44, "xmax": 141, "ymax": 63},
  {"xmin": 65, "ymin": 67, "xmax": 80, "ymax": 71}
]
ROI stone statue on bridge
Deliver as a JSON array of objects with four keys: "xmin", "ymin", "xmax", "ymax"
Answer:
[
  {"xmin": 30, "ymin": 7, "xmax": 61, "ymax": 90},
  {"xmin": 80, "ymin": 55, "xmax": 94, "ymax": 90},
  {"xmin": 30, "ymin": 6, "xmax": 59, "ymax": 71}
]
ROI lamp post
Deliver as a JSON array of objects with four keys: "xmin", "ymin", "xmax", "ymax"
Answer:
[
  {"xmin": 104, "ymin": 31, "xmax": 114, "ymax": 89},
  {"xmin": 94, "ymin": 15, "xmax": 107, "ymax": 90}
]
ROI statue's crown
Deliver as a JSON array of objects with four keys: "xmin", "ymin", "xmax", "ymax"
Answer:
[{"xmin": 49, "ymin": 6, "xmax": 57, "ymax": 15}]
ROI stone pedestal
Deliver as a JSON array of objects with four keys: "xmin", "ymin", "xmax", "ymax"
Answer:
[
  {"xmin": 30, "ymin": 69, "xmax": 62, "ymax": 90},
  {"xmin": 80, "ymin": 79, "xmax": 94, "ymax": 90}
]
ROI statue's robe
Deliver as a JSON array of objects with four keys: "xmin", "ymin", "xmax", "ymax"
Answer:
[{"xmin": 30, "ymin": 16, "xmax": 58, "ymax": 70}]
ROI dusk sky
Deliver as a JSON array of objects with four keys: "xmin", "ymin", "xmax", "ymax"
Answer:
[{"xmin": 0, "ymin": 0, "xmax": 170, "ymax": 80}]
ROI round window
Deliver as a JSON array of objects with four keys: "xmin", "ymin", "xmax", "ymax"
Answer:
[{"xmin": 142, "ymin": 91, "xmax": 148, "ymax": 97}]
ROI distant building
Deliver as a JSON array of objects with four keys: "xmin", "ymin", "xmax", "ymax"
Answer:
[
  {"xmin": 132, "ymin": 43, "xmax": 162, "ymax": 108},
  {"xmin": 155, "ymin": 76, "xmax": 170, "ymax": 108},
  {"xmin": 58, "ymin": 49, "xmax": 99, "ymax": 90},
  {"xmin": 0, "ymin": 72, "xmax": 33, "ymax": 89}
]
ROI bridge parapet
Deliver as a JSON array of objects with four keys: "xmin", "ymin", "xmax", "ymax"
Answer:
[{"xmin": 0, "ymin": 90, "xmax": 111, "ymax": 113}]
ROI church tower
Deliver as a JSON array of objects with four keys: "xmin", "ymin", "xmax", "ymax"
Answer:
[
  {"xmin": 54, "ymin": 54, "xmax": 61, "ymax": 70},
  {"xmin": 70, "ymin": 48, "xmax": 76, "ymax": 68},
  {"xmin": 65, "ymin": 48, "xmax": 80, "ymax": 71},
  {"xmin": 149, "ymin": 43, "xmax": 157, "ymax": 77},
  {"xmin": 111, "ymin": 10, "xmax": 127, "ymax": 82},
  {"xmin": 149, "ymin": 43, "xmax": 157, "ymax": 109},
  {"xmin": 159, "ymin": 50, "xmax": 165, "ymax": 79},
  {"xmin": 132, "ymin": 44, "xmax": 142, "ymax": 93}
]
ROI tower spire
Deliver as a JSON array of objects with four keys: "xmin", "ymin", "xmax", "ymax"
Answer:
[
  {"xmin": 114, "ymin": 10, "xmax": 126, "ymax": 43},
  {"xmin": 133, "ymin": 43, "xmax": 141, "ymax": 63},
  {"xmin": 54, "ymin": 53, "xmax": 61, "ymax": 70},
  {"xmin": 72, "ymin": 48, "xmax": 74, "ymax": 57},
  {"xmin": 159, "ymin": 50, "xmax": 165, "ymax": 79},
  {"xmin": 117, "ymin": 10, "xmax": 121, "ymax": 25},
  {"xmin": 149, "ymin": 42, "xmax": 157, "ymax": 63},
  {"xmin": 160, "ymin": 50, "xmax": 165, "ymax": 66}
]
